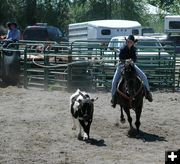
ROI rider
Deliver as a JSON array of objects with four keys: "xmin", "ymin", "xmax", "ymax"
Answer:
[
  {"xmin": 111, "ymin": 35, "xmax": 153, "ymax": 108},
  {"xmin": 2, "ymin": 22, "xmax": 20, "ymax": 48}
]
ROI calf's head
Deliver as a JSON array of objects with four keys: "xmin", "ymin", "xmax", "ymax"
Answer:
[{"xmin": 78, "ymin": 99, "xmax": 94, "ymax": 122}]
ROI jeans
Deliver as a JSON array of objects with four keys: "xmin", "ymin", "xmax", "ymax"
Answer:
[{"xmin": 111, "ymin": 63, "xmax": 150, "ymax": 96}]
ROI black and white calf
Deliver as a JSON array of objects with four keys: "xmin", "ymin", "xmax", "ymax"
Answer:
[{"xmin": 70, "ymin": 89, "xmax": 97, "ymax": 140}]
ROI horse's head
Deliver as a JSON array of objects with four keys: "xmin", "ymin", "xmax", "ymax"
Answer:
[{"xmin": 123, "ymin": 59, "xmax": 136, "ymax": 96}]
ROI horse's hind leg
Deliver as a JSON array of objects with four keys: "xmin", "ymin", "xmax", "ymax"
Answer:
[
  {"xmin": 135, "ymin": 106, "xmax": 142, "ymax": 133},
  {"xmin": 124, "ymin": 108, "xmax": 132, "ymax": 129},
  {"xmin": 120, "ymin": 106, "xmax": 125, "ymax": 123}
]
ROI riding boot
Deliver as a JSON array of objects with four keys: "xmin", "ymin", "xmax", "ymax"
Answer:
[
  {"xmin": 111, "ymin": 93, "xmax": 117, "ymax": 108},
  {"xmin": 145, "ymin": 90, "xmax": 153, "ymax": 102}
]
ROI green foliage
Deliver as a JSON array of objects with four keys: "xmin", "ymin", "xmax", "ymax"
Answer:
[
  {"xmin": 167, "ymin": 0, "xmax": 180, "ymax": 14},
  {"xmin": 69, "ymin": 1, "xmax": 89, "ymax": 23},
  {"xmin": 0, "ymin": 0, "xmax": 179, "ymax": 34},
  {"xmin": 0, "ymin": 0, "xmax": 19, "ymax": 25}
]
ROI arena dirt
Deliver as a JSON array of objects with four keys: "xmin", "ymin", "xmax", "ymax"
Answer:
[{"xmin": 0, "ymin": 86, "xmax": 179, "ymax": 164}]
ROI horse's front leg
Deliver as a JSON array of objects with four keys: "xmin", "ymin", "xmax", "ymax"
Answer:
[
  {"xmin": 135, "ymin": 105, "xmax": 143, "ymax": 133},
  {"xmin": 124, "ymin": 108, "xmax": 132, "ymax": 129},
  {"xmin": 120, "ymin": 106, "xmax": 125, "ymax": 123}
]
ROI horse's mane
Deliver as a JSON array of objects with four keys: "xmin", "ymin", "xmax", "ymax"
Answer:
[{"xmin": 124, "ymin": 59, "xmax": 136, "ymax": 78}]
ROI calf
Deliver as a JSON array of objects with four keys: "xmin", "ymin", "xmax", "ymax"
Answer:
[{"xmin": 70, "ymin": 89, "xmax": 97, "ymax": 140}]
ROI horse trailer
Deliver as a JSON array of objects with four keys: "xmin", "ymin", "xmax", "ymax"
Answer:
[
  {"xmin": 164, "ymin": 15, "xmax": 180, "ymax": 53},
  {"xmin": 68, "ymin": 20, "xmax": 142, "ymax": 43},
  {"xmin": 164, "ymin": 15, "xmax": 180, "ymax": 33}
]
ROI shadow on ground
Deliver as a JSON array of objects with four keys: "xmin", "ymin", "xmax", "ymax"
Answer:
[
  {"xmin": 85, "ymin": 138, "xmax": 107, "ymax": 147},
  {"xmin": 128, "ymin": 128, "xmax": 167, "ymax": 142}
]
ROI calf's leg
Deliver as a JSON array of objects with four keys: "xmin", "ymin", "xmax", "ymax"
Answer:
[
  {"xmin": 72, "ymin": 116, "xmax": 77, "ymax": 130},
  {"xmin": 79, "ymin": 120, "xmax": 91, "ymax": 140},
  {"xmin": 120, "ymin": 106, "xmax": 125, "ymax": 123}
]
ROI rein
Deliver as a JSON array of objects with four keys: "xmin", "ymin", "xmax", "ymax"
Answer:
[{"xmin": 117, "ymin": 76, "xmax": 144, "ymax": 108}]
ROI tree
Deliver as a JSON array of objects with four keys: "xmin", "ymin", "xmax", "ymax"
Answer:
[
  {"xmin": 69, "ymin": 0, "xmax": 147, "ymax": 24},
  {"xmin": 167, "ymin": 0, "xmax": 180, "ymax": 14},
  {"xmin": 2, "ymin": 0, "xmax": 179, "ymax": 34},
  {"xmin": 112, "ymin": 0, "xmax": 147, "ymax": 25},
  {"xmin": 0, "ymin": 0, "xmax": 19, "ymax": 25},
  {"xmin": 25, "ymin": 0, "xmax": 37, "ymax": 25},
  {"xmin": 69, "ymin": 0, "xmax": 89, "ymax": 23},
  {"xmin": 56, "ymin": 0, "xmax": 71, "ymax": 33}
]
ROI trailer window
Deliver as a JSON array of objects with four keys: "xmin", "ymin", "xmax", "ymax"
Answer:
[
  {"xmin": 101, "ymin": 29, "xmax": 111, "ymax": 35},
  {"xmin": 132, "ymin": 29, "xmax": 139, "ymax": 35},
  {"xmin": 169, "ymin": 21, "xmax": 180, "ymax": 29},
  {"xmin": 142, "ymin": 28, "xmax": 154, "ymax": 35}
]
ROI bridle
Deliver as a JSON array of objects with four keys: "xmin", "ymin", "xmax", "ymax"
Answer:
[
  {"xmin": 117, "ymin": 78, "xmax": 143, "ymax": 108},
  {"xmin": 117, "ymin": 60, "xmax": 144, "ymax": 108}
]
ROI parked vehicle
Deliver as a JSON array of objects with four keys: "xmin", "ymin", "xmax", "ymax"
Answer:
[
  {"xmin": 163, "ymin": 15, "xmax": 180, "ymax": 53},
  {"xmin": 141, "ymin": 27, "xmax": 155, "ymax": 36},
  {"xmin": 164, "ymin": 15, "xmax": 180, "ymax": 33},
  {"xmin": 23, "ymin": 23, "xmax": 67, "ymax": 43},
  {"xmin": 68, "ymin": 20, "xmax": 142, "ymax": 44},
  {"xmin": 103, "ymin": 35, "xmax": 172, "ymax": 63}
]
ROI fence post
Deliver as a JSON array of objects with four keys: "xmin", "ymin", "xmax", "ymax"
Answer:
[
  {"xmin": 44, "ymin": 49, "xmax": 48, "ymax": 91},
  {"xmin": 172, "ymin": 46, "xmax": 176, "ymax": 92},
  {"xmin": 114, "ymin": 50, "xmax": 117, "ymax": 66},
  {"xmin": 0, "ymin": 49, "xmax": 3, "ymax": 80},
  {"xmin": 23, "ymin": 47, "xmax": 28, "ymax": 89},
  {"xmin": 67, "ymin": 64, "xmax": 71, "ymax": 92},
  {"xmin": 68, "ymin": 55, "xmax": 72, "ymax": 63},
  {"xmin": 158, "ymin": 48, "xmax": 160, "ymax": 67}
]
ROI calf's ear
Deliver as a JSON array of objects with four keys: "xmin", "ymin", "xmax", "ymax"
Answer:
[{"xmin": 91, "ymin": 97, "xmax": 98, "ymax": 102}]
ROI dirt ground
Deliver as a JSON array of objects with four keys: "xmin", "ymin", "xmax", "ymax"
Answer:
[{"xmin": 0, "ymin": 86, "xmax": 179, "ymax": 164}]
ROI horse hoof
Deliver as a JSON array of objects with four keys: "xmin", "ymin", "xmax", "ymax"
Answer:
[
  {"xmin": 120, "ymin": 118, "xmax": 126, "ymax": 124},
  {"xmin": 135, "ymin": 133, "xmax": 141, "ymax": 139}
]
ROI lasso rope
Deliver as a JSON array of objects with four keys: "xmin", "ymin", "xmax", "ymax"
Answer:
[
  {"xmin": 32, "ymin": 57, "xmax": 68, "ymax": 68},
  {"xmin": 31, "ymin": 56, "xmax": 110, "ymax": 69}
]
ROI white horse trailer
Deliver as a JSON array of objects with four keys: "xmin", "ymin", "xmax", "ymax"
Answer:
[
  {"xmin": 68, "ymin": 20, "xmax": 142, "ymax": 43},
  {"xmin": 164, "ymin": 15, "xmax": 180, "ymax": 53},
  {"xmin": 164, "ymin": 15, "xmax": 180, "ymax": 33}
]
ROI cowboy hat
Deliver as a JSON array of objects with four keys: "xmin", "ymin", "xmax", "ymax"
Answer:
[
  {"xmin": 125, "ymin": 35, "xmax": 138, "ymax": 43},
  {"xmin": 6, "ymin": 22, "xmax": 17, "ymax": 28}
]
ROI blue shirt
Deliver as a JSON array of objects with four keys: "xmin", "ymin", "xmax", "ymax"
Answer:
[{"xmin": 6, "ymin": 28, "xmax": 20, "ymax": 41}]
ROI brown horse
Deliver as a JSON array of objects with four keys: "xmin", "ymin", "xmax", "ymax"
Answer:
[{"xmin": 116, "ymin": 59, "xmax": 145, "ymax": 134}]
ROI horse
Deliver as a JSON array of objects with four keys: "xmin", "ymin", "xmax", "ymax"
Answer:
[{"xmin": 116, "ymin": 59, "xmax": 145, "ymax": 134}]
